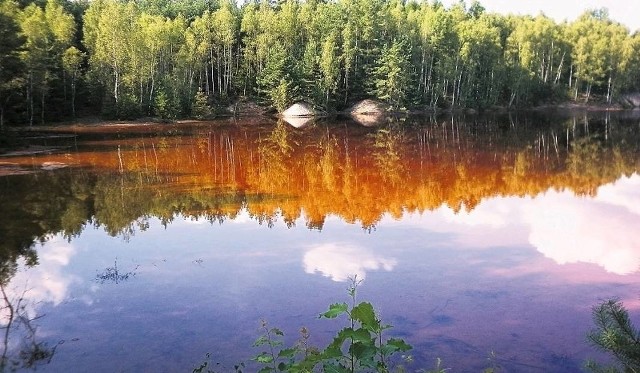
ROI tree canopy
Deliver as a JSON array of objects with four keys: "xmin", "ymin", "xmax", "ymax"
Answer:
[{"xmin": 1, "ymin": 0, "xmax": 640, "ymax": 124}]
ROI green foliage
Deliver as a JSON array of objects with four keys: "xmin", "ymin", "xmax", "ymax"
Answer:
[
  {"xmin": 154, "ymin": 89, "xmax": 179, "ymax": 120},
  {"xmin": 372, "ymin": 39, "xmax": 413, "ymax": 110},
  {"xmin": 0, "ymin": 1, "xmax": 26, "ymax": 128},
  {"xmin": 106, "ymin": 92, "xmax": 141, "ymax": 120},
  {"xmin": 17, "ymin": 0, "xmax": 76, "ymax": 124},
  {"xmin": 250, "ymin": 277, "xmax": 414, "ymax": 373},
  {"xmin": 256, "ymin": 43, "xmax": 298, "ymax": 112},
  {"xmin": 62, "ymin": 46, "xmax": 85, "ymax": 117},
  {"xmin": 1, "ymin": 0, "xmax": 640, "ymax": 124},
  {"xmin": 586, "ymin": 299, "xmax": 640, "ymax": 373},
  {"xmin": 191, "ymin": 89, "xmax": 213, "ymax": 119}
]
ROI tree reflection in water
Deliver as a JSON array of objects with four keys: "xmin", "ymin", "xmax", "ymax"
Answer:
[
  {"xmin": 94, "ymin": 258, "xmax": 139, "ymax": 285},
  {"xmin": 0, "ymin": 112, "xmax": 638, "ymax": 370},
  {"xmin": 0, "ymin": 282, "xmax": 58, "ymax": 371},
  {"xmin": 0, "ymin": 112, "xmax": 639, "ymax": 238}
]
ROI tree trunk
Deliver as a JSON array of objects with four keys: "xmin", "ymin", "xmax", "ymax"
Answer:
[
  {"xmin": 40, "ymin": 89, "xmax": 45, "ymax": 125},
  {"xmin": 427, "ymin": 54, "xmax": 434, "ymax": 101},
  {"xmin": 217, "ymin": 47, "xmax": 222, "ymax": 95},
  {"xmin": 585, "ymin": 83, "xmax": 591, "ymax": 103},
  {"xmin": 554, "ymin": 52, "xmax": 565, "ymax": 85},
  {"xmin": 114, "ymin": 68, "xmax": 120, "ymax": 103},
  {"xmin": 210, "ymin": 48, "xmax": 215, "ymax": 94},
  {"xmin": 71, "ymin": 73, "xmax": 76, "ymax": 118},
  {"xmin": 568, "ymin": 64, "xmax": 573, "ymax": 88}
]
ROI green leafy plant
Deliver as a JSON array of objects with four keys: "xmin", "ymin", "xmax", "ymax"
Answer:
[
  {"xmin": 251, "ymin": 276, "xmax": 413, "ymax": 373},
  {"xmin": 586, "ymin": 298, "xmax": 640, "ymax": 373},
  {"xmin": 193, "ymin": 278, "xmax": 452, "ymax": 372}
]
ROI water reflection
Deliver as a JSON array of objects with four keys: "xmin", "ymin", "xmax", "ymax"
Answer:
[
  {"xmin": 525, "ymin": 175, "xmax": 640, "ymax": 274},
  {"xmin": 282, "ymin": 116, "xmax": 314, "ymax": 129},
  {"xmin": 0, "ymin": 112, "xmax": 639, "ymax": 371},
  {"xmin": 2, "ymin": 113, "xmax": 638, "ymax": 238},
  {"xmin": 303, "ymin": 243, "xmax": 397, "ymax": 281},
  {"xmin": 394, "ymin": 174, "xmax": 640, "ymax": 275},
  {"xmin": 0, "ymin": 237, "xmax": 77, "ymax": 370}
]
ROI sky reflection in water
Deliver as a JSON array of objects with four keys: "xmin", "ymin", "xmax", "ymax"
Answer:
[
  {"xmin": 3, "ymin": 173, "xmax": 636, "ymax": 372},
  {"xmin": 2, "ymin": 115, "xmax": 640, "ymax": 372}
]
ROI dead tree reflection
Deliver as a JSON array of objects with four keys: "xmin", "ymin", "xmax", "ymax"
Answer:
[
  {"xmin": 0, "ymin": 283, "xmax": 58, "ymax": 371},
  {"xmin": 95, "ymin": 258, "xmax": 139, "ymax": 284}
]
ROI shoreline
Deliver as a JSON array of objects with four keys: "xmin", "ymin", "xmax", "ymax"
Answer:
[{"xmin": 2, "ymin": 101, "xmax": 635, "ymax": 133}]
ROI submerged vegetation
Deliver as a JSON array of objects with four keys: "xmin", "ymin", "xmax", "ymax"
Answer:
[
  {"xmin": 1, "ymin": 0, "xmax": 640, "ymax": 126},
  {"xmin": 191, "ymin": 283, "xmax": 640, "ymax": 372},
  {"xmin": 193, "ymin": 278, "xmax": 427, "ymax": 373}
]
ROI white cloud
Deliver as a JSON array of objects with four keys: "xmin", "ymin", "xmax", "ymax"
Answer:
[
  {"xmin": 383, "ymin": 174, "xmax": 640, "ymax": 275},
  {"xmin": 1, "ymin": 237, "xmax": 80, "ymax": 323},
  {"xmin": 303, "ymin": 243, "xmax": 397, "ymax": 282},
  {"xmin": 596, "ymin": 174, "xmax": 640, "ymax": 215},
  {"xmin": 524, "ymin": 175, "xmax": 640, "ymax": 275},
  {"xmin": 440, "ymin": 0, "xmax": 639, "ymax": 32}
]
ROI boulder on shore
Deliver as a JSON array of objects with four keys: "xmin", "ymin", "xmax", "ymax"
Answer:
[
  {"xmin": 282, "ymin": 102, "xmax": 317, "ymax": 117},
  {"xmin": 620, "ymin": 93, "xmax": 640, "ymax": 108},
  {"xmin": 347, "ymin": 99, "xmax": 390, "ymax": 126},
  {"xmin": 347, "ymin": 99, "xmax": 390, "ymax": 115}
]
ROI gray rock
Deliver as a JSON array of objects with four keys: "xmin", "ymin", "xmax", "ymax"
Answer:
[
  {"xmin": 282, "ymin": 102, "xmax": 317, "ymax": 117},
  {"xmin": 619, "ymin": 93, "xmax": 640, "ymax": 107}
]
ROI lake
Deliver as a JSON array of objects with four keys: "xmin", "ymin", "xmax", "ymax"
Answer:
[{"xmin": 0, "ymin": 111, "xmax": 639, "ymax": 372}]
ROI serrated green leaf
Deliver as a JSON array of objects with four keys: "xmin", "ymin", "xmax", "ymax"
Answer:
[
  {"xmin": 350, "ymin": 342, "xmax": 377, "ymax": 367},
  {"xmin": 323, "ymin": 363, "xmax": 350, "ymax": 373},
  {"xmin": 351, "ymin": 302, "xmax": 380, "ymax": 331},
  {"xmin": 254, "ymin": 352, "xmax": 274, "ymax": 364},
  {"xmin": 330, "ymin": 327, "xmax": 353, "ymax": 348},
  {"xmin": 258, "ymin": 367, "xmax": 273, "ymax": 373},
  {"xmin": 254, "ymin": 335, "xmax": 269, "ymax": 346},
  {"xmin": 320, "ymin": 303, "xmax": 348, "ymax": 319},
  {"xmin": 387, "ymin": 338, "xmax": 412, "ymax": 352},
  {"xmin": 322, "ymin": 343, "xmax": 344, "ymax": 359},
  {"xmin": 344, "ymin": 327, "xmax": 373, "ymax": 343},
  {"xmin": 277, "ymin": 348, "xmax": 297, "ymax": 358},
  {"xmin": 381, "ymin": 338, "xmax": 413, "ymax": 355}
]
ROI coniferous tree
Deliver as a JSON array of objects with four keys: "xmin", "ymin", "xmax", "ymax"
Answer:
[
  {"xmin": 0, "ymin": 2, "xmax": 25, "ymax": 128},
  {"xmin": 372, "ymin": 39, "xmax": 413, "ymax": 110}
]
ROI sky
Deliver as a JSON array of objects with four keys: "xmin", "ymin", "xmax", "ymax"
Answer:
[{"xmin": 440, "ymin": 0, "xmax": 640, "ymax": 32}]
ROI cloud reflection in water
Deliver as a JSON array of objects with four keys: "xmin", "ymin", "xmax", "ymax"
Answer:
[
  {"xmin": 525, "ymin": 174, "xmax": 640, "ymax": 275},
  {"xmin": 395, "ymin": 174, "xmax": 640, "ymax": 275},
  {"xmin": 303, "ymin": 243, "xmax": 397, "ymax": 282},
  {"xmin": 4, "ymin": 236, "xmax": 80, "ymax": 322}
]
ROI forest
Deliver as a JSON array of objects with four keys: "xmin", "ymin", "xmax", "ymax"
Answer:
[{"xmin": 1, "ymin": 0, "xmax": 640, "ymax": 126}]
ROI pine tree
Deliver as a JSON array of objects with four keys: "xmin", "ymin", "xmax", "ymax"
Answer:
[
  {"xmin": 372, "ymin": 39, "xmax": 413, "ymax": 110},
  {"xmin": 191, "ymin": 88, "xmax": 212, "ymax": 119}
]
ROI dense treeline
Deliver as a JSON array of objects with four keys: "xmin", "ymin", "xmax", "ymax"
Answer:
[{"xmin": 1, "ymin": 0, "xmax": 640, "ymax": 126}]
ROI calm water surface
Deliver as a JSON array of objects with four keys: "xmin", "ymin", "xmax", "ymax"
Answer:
[{"xmin": 1, "ymin": 112, "xmax": 640, "ymax": 372}]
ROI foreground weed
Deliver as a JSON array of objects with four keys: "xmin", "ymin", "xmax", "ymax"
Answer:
[{"xmin": 250, "ymin": 276, "xmax": 412, "ymax": 372}]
